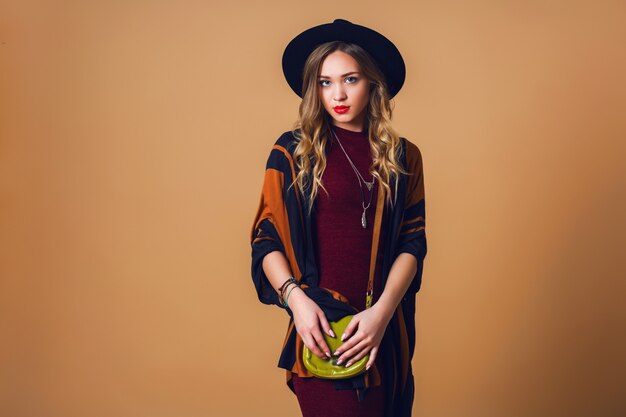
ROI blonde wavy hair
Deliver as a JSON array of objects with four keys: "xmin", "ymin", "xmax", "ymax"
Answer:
[{"xmin": 287, "ymin": 41, "xmax": 410, "ymax": 216}]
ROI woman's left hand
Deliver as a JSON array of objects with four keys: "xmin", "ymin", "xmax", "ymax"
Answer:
[{"xmin": 333, "ymin": 304, "xmax": 392, "ymax": 370}]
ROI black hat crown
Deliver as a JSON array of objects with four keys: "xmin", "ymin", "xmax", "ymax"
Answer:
[{"xmin": 282, "ymin": 19, "xmax": 406, "ymax": 99}]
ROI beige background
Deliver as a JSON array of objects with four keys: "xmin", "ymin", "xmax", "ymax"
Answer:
[{"xmin": 1, "ymin": 1, "xmax": 625, "ymax": 416}]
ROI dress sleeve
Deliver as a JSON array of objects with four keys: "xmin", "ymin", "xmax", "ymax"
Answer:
[
  {"xmin": 397, "ymin": 139, "xmax": 428, "ymax": 295},
  {"xmin": 250, "ymin": 143, "xmax": 290, "ymax": 308}
]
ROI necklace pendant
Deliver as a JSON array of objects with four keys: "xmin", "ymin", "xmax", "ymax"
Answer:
[
  {"xmin": 361, "ymin": 210, "xmax": 367, "ymax": 228},
  {"xmin": 365, "ymin": 182, "xmax": 373, "ymax": 191}
]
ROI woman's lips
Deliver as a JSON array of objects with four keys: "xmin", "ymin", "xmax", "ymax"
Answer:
[{"xmin": 333, "ymin": 106, "xmax": 350, "ymax": 114}]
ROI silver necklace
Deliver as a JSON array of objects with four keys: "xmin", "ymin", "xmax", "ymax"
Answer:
[{"xmin": 330, "ymin": 127, "xmax": 376, "ymax": 228}]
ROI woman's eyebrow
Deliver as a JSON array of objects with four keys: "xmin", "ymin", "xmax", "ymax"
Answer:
[{"xmin": 318, "ymin": 71, "xmax": 360, "ymax": 79}]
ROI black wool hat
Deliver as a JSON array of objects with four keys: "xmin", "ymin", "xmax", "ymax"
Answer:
[{"xmin": 282, "ymin": 18, "xmax": 406, "ymax": 99}]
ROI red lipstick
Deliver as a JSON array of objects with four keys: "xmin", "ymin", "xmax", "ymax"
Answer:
[{"xmin": 333, "ymin": 106, "xmax": 350, "ymax": 114}]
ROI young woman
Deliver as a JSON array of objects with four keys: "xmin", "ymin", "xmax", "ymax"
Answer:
[{"xmin": 250, "ymin": 19, "xmax": 427, "ymax": 417}]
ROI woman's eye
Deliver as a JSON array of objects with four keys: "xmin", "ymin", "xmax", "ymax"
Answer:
[{"xmin": 319, "ymin": 77, "xmax": 358, "ymax": 87}]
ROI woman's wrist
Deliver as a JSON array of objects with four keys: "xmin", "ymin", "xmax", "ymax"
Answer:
[
  {"xmin": 283, "ymin": 282, "xmax": 299, "ymax": 307},
  {"xmin": 277, "ymin": 276, "xmax": 297, "ymax": 307},
  {"xmin": 372, "ymin": 299, "xmax": 396, "ymax": 323},
  {"xmin": 286, "ymin": 285, "xmax": 306, "ymax": 308}
]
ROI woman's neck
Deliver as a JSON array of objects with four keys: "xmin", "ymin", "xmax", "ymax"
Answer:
[{"xmin": 331, "ymin": 124, "xmax": 368, "ymax": 136}]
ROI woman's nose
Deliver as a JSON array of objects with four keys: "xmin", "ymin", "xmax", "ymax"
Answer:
[
  {"xmin": 333, "ymin": 86, "xmax": 347, "ymax": 102},
  {"xmin": 333, "ymin": 89, "xmax": 346, "ymax": 101}
]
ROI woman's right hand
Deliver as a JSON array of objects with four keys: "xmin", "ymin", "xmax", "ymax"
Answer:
[{"xmin": 287, "ymin": 286, "xmax": 335, "ymax": 360}]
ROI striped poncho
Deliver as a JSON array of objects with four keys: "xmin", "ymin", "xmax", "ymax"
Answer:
[{"xmin": 250, "ymin": 129, "xmax": 427, "ymax": 417}]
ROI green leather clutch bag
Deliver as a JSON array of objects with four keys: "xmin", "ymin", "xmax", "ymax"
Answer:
[{"xmin": 302, "ymin": 314, "xmax": 369, "ymax": 379}]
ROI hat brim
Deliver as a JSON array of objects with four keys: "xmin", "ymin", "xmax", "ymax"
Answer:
[{"xmin": 282, "ymin": 19, "xmax": 406, "ymax": 99}]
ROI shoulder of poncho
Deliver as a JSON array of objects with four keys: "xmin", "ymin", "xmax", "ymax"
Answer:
[
  {"xmin": 400, "ymin": 136, "xmax": 424, "ymax": 164},
  {"xmin": 262, "ymin": 130, "xmax": 299, "ymax": 173},
  {"xmin": 401, "ymin": 136, "xmax": 421, "ymax": 153},
  {"xmin": 274, "ymin": 130, "xmax": 299, "ymax": 153}
]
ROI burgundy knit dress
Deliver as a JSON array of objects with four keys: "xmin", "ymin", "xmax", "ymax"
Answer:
[{"xmin": 291, "ymin": 124, "xmax": 389, "ymax": 417}]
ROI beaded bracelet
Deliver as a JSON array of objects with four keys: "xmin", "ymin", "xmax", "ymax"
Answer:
[
  {"xmin": 284, "ymin": 282, "xmax": 300, "ymax": 308},
  {"xmin": 279, "ymin": 278, "xmax": 293, "ymax": 296},
  {"xmin": 278, "ymin": 276, "xmax": 296, "ymax": 307},
  {"xmin": 280, "ymin": 282, "xmax": 299, "ymax": 307},
  {"xmin": 278, "ymin": 276, "xmax": 295, "ymax": 302},
  {"xmin": 278, "ymin": 276, "xmax": 295, "ymax": 294}
]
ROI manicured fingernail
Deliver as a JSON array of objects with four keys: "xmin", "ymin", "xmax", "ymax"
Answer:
[
  {"xmin": 345, "ymin": 361, "xmax": 352, "ymax": 367},
  {"xmin": 325, "ymin": 351, "xmax": 331, "ymax": 358},
  {"xmin": 329, "ymin": 329, "xmax": 335, "ymax": 337},
  {"xmin": 341, "ymin": 333, "xmax": 345, "ymax": 341},
  {"xmin": 336, "ymin": 358, "xmax": 343, "ymax": 365},
  {"xmin": 366, "ymin": 364, "xmax": 371, "ymax": 370}
]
